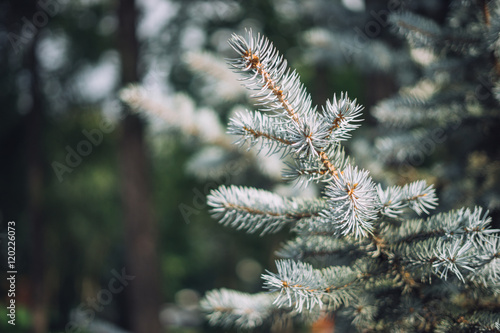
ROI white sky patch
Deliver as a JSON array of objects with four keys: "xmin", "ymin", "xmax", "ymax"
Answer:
[
  {"xmin": 137, "ymin": 0, "xmax": 179, "ymax": 39},
  {"xmin": 75, "ymin": 51, "xmax": 120, "ymax": 102},
  {"xmin": 141, "ymin": 58, "xmax": 173, "ymax": 95},
  {"xmin": 37, "ymin": 32, "xmax": 69, "ymax": 72},
  {"xmin": 342, "ymin": 0, "xmax": 365, "ymax": 12},
  {"xmin": 181, "ymin": 25, "xmax": 206, "ymax": 51}
]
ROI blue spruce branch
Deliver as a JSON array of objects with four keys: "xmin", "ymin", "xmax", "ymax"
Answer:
[{"xmin": 199, "ymin": 29, "xmax": 500, "ymax": 332}]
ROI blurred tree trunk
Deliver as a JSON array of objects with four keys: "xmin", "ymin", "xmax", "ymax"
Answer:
[
  {"xmin": 117, "ymin": 0, "xmax": 162, "ymax": 332},
  {"xmin": 25, "ymin": 28, "xmax": 49, "ymax": 333}
]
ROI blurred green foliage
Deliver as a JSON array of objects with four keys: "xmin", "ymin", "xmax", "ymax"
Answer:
[{"xmin": 0, "ymin": 0, "xmax": 373, "ymax": 332}]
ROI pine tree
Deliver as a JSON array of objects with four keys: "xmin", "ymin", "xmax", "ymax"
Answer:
[
  {"xmin": 371, "ymin": 1, "xmax": 500, "ymax": 222},
  {"xmin": 199, "ymin": 30, "xmax": 500, "ymax": 332},
  {"xmin": 119, "ymin": 84, "xmax": 285, "ymax": 182}
]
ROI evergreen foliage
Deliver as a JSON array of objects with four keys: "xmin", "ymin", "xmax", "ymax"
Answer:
[
  {"xmin": 200, "ymin": 30, "xmax": 500, "ymax": 332},
  {"xmin": 372, "ymin": 1, "xmax": 500, "ymax": 217},
  {"xmin": 119, "ymin": 85, "xmax": 284, "ymax": 181}
]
